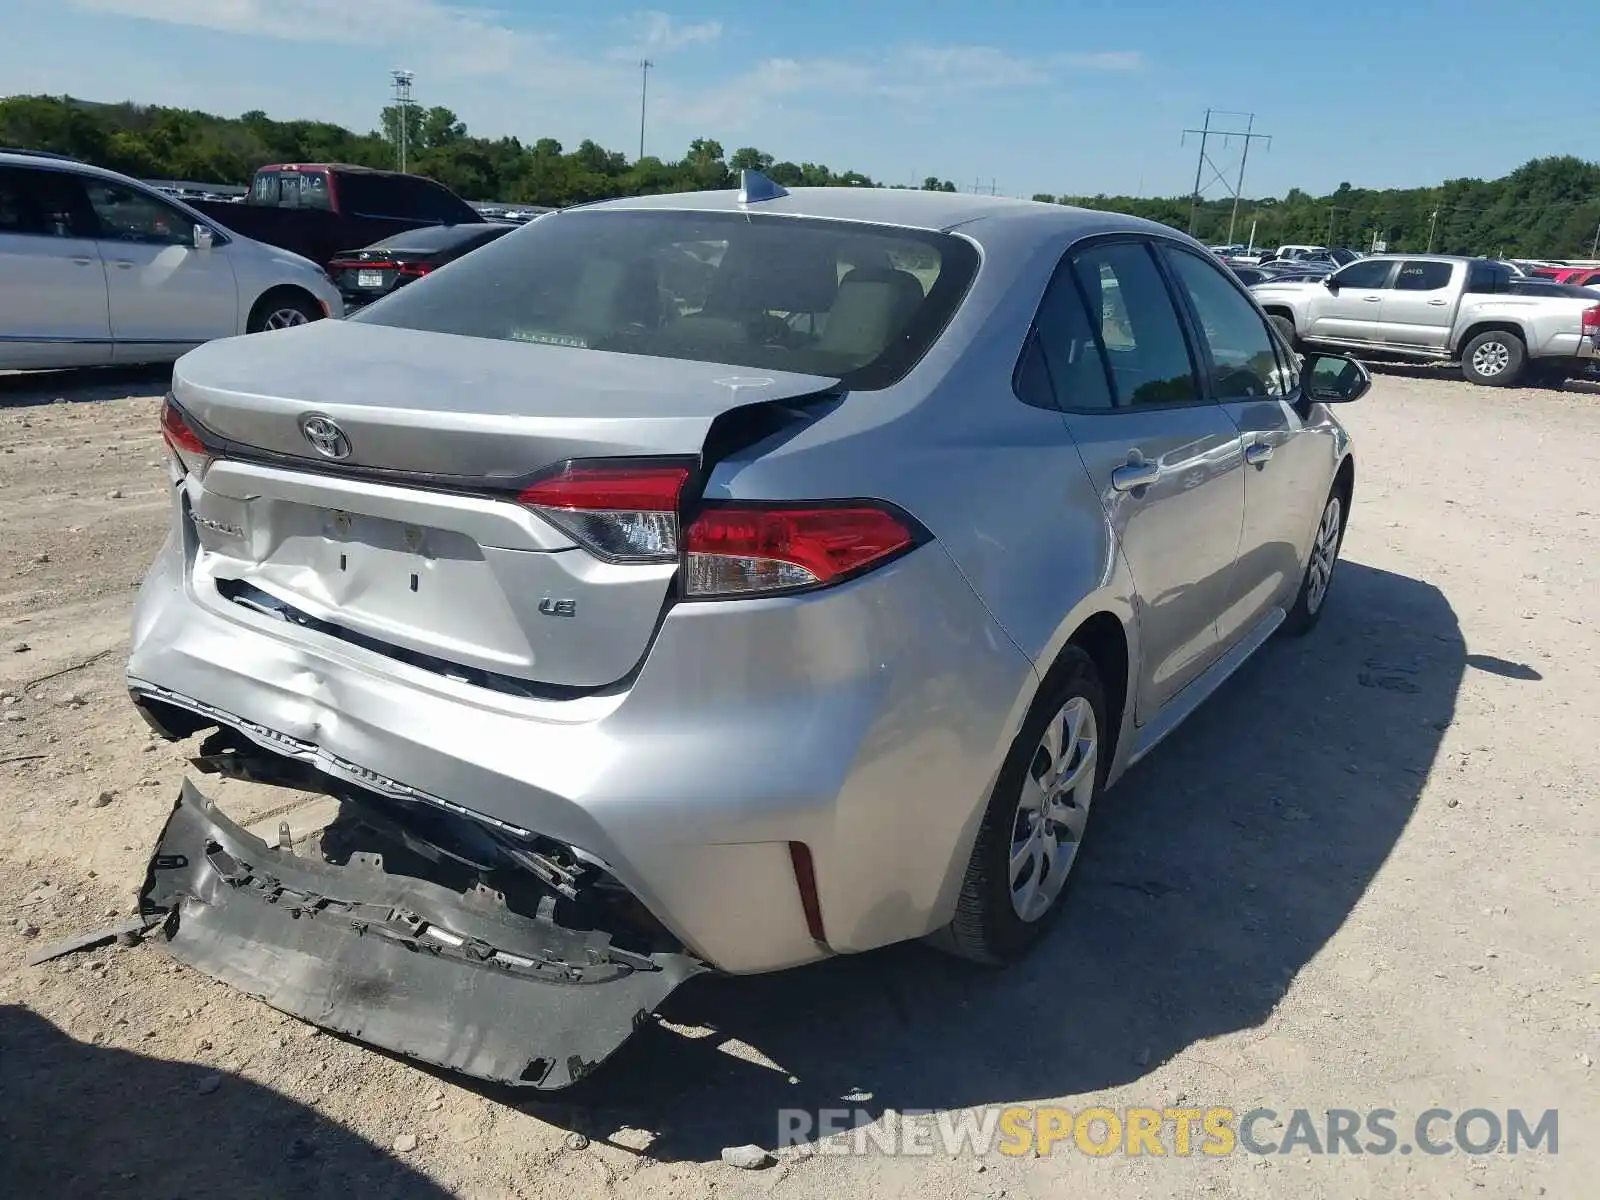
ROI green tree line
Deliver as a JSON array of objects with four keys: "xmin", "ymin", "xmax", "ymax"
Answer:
[
  {"xmin": 0, "ymin": 94, "xmax": 960, "ymax": 208},
  {"xmin": 1036, "ymin": 155, "xmax": 1600, "ymax": 260},
  {"xmin": 4, "ymin": 93, "xmax": 1596, "ymax": 257}
]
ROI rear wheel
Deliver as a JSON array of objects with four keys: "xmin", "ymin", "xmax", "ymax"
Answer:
[
  {"xmin": 1460, "ymin": 330, "xmax": 1526, "ymax": 386},
  {"xmin": 247, "ymin": 289, "xmax": 322, "ymax": 334},
  {"xmin": 941, "ymin": 648, "xmax": 1107, "ymax": 965}
]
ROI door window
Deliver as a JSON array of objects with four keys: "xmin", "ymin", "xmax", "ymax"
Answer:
[
  {"xmin": 1163, "ymin": 245, "xmax": 1292, "ymax": 399},
  {"xmin": 1069, "ymin": 241, "xmax": 1201, "ymax": 407},
  {"xmin": 83, "ymin": 181, "xmax": 195, "ymax": 246},
  {"xmin": 1019, "ymin": 261, "xmax": 1115, "ymax": 411},
  {"xmin": 0, "ymin": 167, "xmax": 95, "ymax": 238},
  {"xmin": 1464, "ymin": 261, "xmax": 1512, "ymax": 294},
  {"xmin": 1393, "ymin": 261, "xmax": 1454, "ymax": 291},
  {"xmin": 1328, "ymin": 259, "xmax": 1395, "ymax": 289}
]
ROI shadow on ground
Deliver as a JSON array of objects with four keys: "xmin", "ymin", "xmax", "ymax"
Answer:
[
  {"xmin": 0, "ymin": 365, "xmax": 172, "ymax": 408},
  {"xmin": 504, "ymin": 561, "xmax": 1468, "ymax": 1160},
  {"xmin": 0, "ymin": 1005, "xmax": 449, "ymax": 1199}
]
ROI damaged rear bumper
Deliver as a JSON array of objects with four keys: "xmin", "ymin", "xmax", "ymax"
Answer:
[{"xmin": 138, "ymin": 781, "xmax": 704, "ymax": 1090}]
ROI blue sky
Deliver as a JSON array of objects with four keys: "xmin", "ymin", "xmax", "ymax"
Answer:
[{"xmin": 3, "ymin": 0, "xmax": 1595, "ymax": 199}]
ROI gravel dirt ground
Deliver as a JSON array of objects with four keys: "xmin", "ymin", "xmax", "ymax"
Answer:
[{"xmin": 0, "ymin": 364, "xmax": 1595, "ymax": 1199}]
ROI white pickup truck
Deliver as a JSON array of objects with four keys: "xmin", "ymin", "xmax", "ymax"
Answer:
[{"xmin": 1252, "ymin": 255, "xmax": 1600, "ymax": 387}]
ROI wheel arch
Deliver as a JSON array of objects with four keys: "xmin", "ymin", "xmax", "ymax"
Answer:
[
  {"xmin": 1453, "ymin": 319, "xmax": 1526, "ymax": 358},
  {"xmin": 246, "ymin": 284, "xmax": 325, "ymax": 333}
]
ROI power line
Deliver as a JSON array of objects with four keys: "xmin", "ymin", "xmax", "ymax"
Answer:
[{"xmin": 1181, "ymin": 109, "xmax": 1272, "ymax": 241}]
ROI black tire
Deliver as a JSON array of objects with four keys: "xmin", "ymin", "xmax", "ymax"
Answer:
[
  {"xmin": 940, "ymin": 647, "xmax": 1108, "ymax": 965},
  {"xmin": 1283, "ymin": 483, "xmax": 1348, "ymax": 637},
  {"xmin": 1460, "ymin": 330, "xmax": 1526, "ymax": 387},
  {"xmin": 1269, "ymin": 314, "xmax": 1300, "ymax": 353},
  {"xmin": 246, "ymin": 289, "xmax": 323, "ymax": 335}
]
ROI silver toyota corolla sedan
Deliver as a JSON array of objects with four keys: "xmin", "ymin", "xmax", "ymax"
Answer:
[{"xmin": 127, "ymin": 173, "xmax": 1370, "ymax": 1088}]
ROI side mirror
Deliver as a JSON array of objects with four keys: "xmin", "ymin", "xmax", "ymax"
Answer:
[
  {"xmin": 1322, "ymin": 276, "xmax": 1339, "ymax": 290},
  {"xmin": 193, "ymin": 225, "xmax": 215, "ymax": 254},
  {"xmin": 1304, "ymin": 352, "xmax": 1371, "ymax": 405}
]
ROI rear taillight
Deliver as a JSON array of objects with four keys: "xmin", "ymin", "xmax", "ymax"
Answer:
[
  {"xmin": 683, "ymin": 504, "xmax": 918, "ymax": 597},
  {"xmin": 518, "ymin": 462, "xmax": 690, "ymax": 563},
  {"xmin": 160, "ymin": 396, "xmax": 212, "ymax": 478},
  {"xmin": 519, "ymin": 460, "xmax": 923, "ymax": 595},
  {"xmin": 1583, "ymin": 304, "xmax": 1600, "ymax": 332},
  {"xmin": 397, "ymin": 262, "xmax": 434, "ymax": 278}
]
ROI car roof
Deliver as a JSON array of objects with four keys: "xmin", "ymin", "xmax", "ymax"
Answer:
[
  {"xmin": 0, "ymin": 149, "xmax": 128, "ymax": 181},
  {"xmin": 578, "ymin": 184, "xmax": 1173, "ymax": 241}
]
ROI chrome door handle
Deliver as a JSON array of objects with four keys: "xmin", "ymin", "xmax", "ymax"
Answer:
[
  {"xmin": 111, "ymin": 260, "xmax": 135, "ymax": 269},
  {"xmin": 1110, "ymin": 459, "xmax": 1161, "ymax": 493},
  {"xmin": 70, "ymin": 256, "xmax": 95, "ymax": 266},
  {"xmin": 1427, "ymin": 299, "xmax": 1448, "ymax": 306},
  {"xmin": 1245, "ymin": 441, "xmax": 1273, "ymax": 466},
  {"xmin": 1361, "ymin": 295, "xmax": 1381, "ymax": 302}
]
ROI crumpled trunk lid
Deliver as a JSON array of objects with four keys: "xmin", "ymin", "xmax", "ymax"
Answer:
[
  {"xmin": 139, "ymin": 780, "xmax": 704, "ymax": 1089},
  {"xmin": 171, "ymin": 320, "xmax": 840, "ymax": 689}
]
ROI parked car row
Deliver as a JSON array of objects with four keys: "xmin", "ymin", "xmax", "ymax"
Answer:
[
  {"xmin": 1, "ymin": 148, "xmax": 342, "ymax": 370},
  {"xmin": 1250, "ymin": 254, "xmax": 1600, "ymax": 387}
]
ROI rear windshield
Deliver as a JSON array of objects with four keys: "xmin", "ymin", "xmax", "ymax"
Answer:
[
  {"xmin": 351, "ymin": 209, "xmax": 980, "ymax": 389},
  {"xmin": 370, "ymin": 223, "xmax": 510, "ymax": 254}
]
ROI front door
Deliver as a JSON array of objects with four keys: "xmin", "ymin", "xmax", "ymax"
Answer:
[
  {"xmin": 1157, "ymin": 241, "xmax": 1328, "ymax": 647},
  {"xmin": 0, "ymin": 165, "xmax": 111, "ymax": 368},
  {"xmin": 1034, "ymin": 237, "xmax": 1246, "ymax": 719},
  {"xmin": 80, "ymin": 177, "xmax": 238, "ymax": 360},
  {"xmin": 1306, "ymin": 257, "xmax": 1397, "ymax": 343},
  {"xmin": 1378, "ymin": 259, "xmax": 1460, "ymax": 349}
]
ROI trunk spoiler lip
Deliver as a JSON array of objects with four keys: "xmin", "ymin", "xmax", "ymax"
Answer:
[
  {"xmin": 138, "ymin": 780, "xmax": 707, "ymax": 1090},
  {"xmin": 162, "ymin": 384, "xmax": 846, "ymax": 499}
]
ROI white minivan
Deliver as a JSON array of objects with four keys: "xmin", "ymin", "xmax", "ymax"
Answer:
[{"xmin": 0, "ymin": 149, "xmax": 343, "ymax": 370}]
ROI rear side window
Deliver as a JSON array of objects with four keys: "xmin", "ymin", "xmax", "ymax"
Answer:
[
  {"xmin": 1394, "ymin": 261, "xmax": 1453, "ymax": 291},
  {"xmin": 1023, "ymin": 264, "xmax": 1115, "ymax": 411},
  {"xmin": 1069, "ymin": 241, "xmax": 1200, "ymax": 407},
  {"xmin": 1465, "ymin": 262, "xmax": 1512, "ymax": 294},
  {"xmin": 353, "ymin": 209, "xmax": 980, "ymax": 390},
  {"xmin": 0, "ymin": 167, "xmax": 94, "ymax": 238}
]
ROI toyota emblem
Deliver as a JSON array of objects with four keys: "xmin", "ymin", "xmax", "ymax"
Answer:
[{"xmin": 299, "ymin": 413, "xmax": 352, "ymax": 460}]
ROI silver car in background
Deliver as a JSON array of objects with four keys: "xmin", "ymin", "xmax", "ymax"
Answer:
[{"xmin": 127, "ymin": 175, "xmax": 1370, "ymax": 1089}]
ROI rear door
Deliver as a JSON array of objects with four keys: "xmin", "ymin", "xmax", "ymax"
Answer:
[
  {"xmin": 1037, "ymin": 237, "xmax": 1246, "ymax": 717},
  {"xmin": 1378, "ymin": 259, "xmax": 1459, "ymax": 349},
  {"xmin": 81, "ymin": 177, "xmax": 239, "ymax": 358},
  {"xmin": 0, "ymin": 164, "xmax": 111, "ymax": 367},
  {"xmin": 1310, "ymin": 257, "xmax": 1396, "ymax": 342},
  {"xmin": 1158, "ymin": 241, "xmax": 1326, "ymax": 648}
]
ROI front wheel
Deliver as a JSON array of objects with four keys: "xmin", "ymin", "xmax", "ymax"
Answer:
[
  {"xmin": 1269, "ymin": 314, "xmax": 1301, "ymax": 353},
  {"xmin": 1460, "ymin": 330, "xmax": 1526, "ymax": 386},
  {"xmin": 1283, "ymin": 487, "xmax": 1347, "ymax": 636},
  {"xmin": 247, "ymin": 290, "xmax": 323, "ymax": 335},
  {"xmin": 940, "ymin": 648, "xmax": 1107, "ymax": 965}
]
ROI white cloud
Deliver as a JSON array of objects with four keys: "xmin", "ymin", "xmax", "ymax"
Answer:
[
  {"xmin": 61, "ymin": 0, "xmax": 1144, "ymax": 148},
  {"xmin": 614, "ymin": 10, "xmax": 723, "ymax": 55}
]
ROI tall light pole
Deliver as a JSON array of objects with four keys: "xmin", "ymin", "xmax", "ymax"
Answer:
[
  {"xmin": 1427, "ymin": 207, "xmax": 1440, "ymax": 253},
  {"xmin": 638, "ymin": 59, "xmax": 653, "ymax": 161},
  {"xmin": 390, "ymin": 69, "xmax": 414, "ymax": 173}
]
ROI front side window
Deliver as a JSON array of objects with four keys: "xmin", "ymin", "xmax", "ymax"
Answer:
[
  {"xmin": 83, "ymin": 180, "xmax": 195, "ymax": 245},
  {"xmin": 353, "ymin": 210, "xmax": 979, "ymax": 390},
  {"xmin": 1068, "ymin": 241, "xmax": 1200, "ymax": 407},
  {"xmin": 1163, "ymin": 245, "xmax": 1291, "ymax": 399},
  {"xmin": 1330, "ymin": 259, "xmax": 1395, "ymax": 289},
  {"xmin": 1393, "ymin": 260, "xmax": 1454, "ymax": 291}
]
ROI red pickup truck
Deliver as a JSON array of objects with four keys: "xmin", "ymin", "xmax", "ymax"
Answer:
[{"xmin": 188, "ymin": 163, "xmax": 486, "ymax": 271}]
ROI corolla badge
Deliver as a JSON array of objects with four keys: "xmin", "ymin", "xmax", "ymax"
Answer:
[{"xmin": 299, "ymin": 413, "xmax": 352, "ymax": 460}]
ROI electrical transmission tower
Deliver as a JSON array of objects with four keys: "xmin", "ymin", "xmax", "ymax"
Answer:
[
  {"xmin": 390, "ymin": 70, "xmax": 415, "ymax": 173},
  {"xmin": 1181, "ymin": 109, "xmax": 1272, "ymax": 243}
]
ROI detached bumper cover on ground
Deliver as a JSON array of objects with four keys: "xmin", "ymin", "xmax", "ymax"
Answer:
[{"xmin": 137, "ymin": 782, "xmax": 705, "ymax": 1089}]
